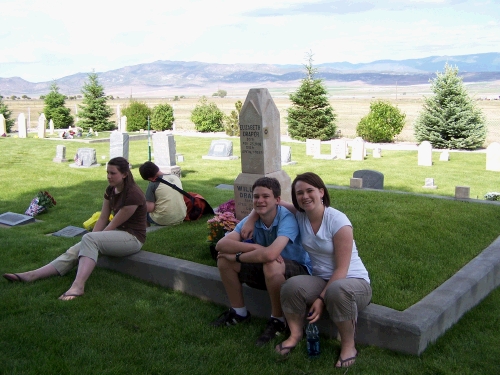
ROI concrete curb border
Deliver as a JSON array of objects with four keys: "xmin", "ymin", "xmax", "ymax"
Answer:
[{"xmin": 97, "ymin": 234, "xmax": 500, "ymax": 355}]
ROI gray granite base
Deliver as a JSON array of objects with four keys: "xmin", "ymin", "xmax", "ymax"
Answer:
[{"xmin": 97, "ymin": 235, "xmax": 500, "ymax": 355}]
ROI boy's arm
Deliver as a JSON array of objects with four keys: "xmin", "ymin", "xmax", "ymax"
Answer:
[
  {"xmin": 216, "ymin": 230, "xmax": 260, "ymax": 254},
  {"xmin": 236, "ymin": 235, "xmax": 289, "ymax": 264}
]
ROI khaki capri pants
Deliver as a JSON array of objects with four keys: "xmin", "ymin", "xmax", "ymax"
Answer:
[
  {"xmin": 280, "ymin": 275, "xmax": 372, "ymax": 322},
  {"xmin": 50, "ymin": 230, "xmax": 143, "ymax": 276}
]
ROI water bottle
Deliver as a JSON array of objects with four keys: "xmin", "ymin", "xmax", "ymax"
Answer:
[{"xmin": 306, "ymin": 322, "xmax": 320, "ymax": 357}]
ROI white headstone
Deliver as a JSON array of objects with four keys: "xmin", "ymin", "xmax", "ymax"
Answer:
[
  {"xmin": 203, "ymin": 139, "xmax": 238, "ymax": 160},
  {"xmin": 110, "ymin": 131, "xmax": 130, "ymax": 161},
  {"xmin": 120, "ymin": 116, "xmax": 127, "ymax": 132},
  {"xmin": 306, "ymin": 139, "xmax": 321, "ymax": 156},
  {"xmin": 152, "ymin": 132, "xmax": 180, "ymax": 177},
  {"xmin": 486, "ymin": 142, "xmax": 500, "ymax": 172},
  {"xmin": 37, "ymin": 113, "xmax": 46, "ymax": 139},
  {"xmin": 418, "ymin": 141, "xmax": 432, "ymax": 166},
  {"xmin": 17, "ymin": 113, "xmax": 27, "ymax": 138},
  {"xmin": 423, "ymin": 178, "xmax": 437, "ymax": 189},
  {"xmin": 351, "ymin": 137, "xmax": 365, "ymax": 161},
  {"xmin": 53, "ymin": 145, "xmax": 67, "ymax": 163},
  {"xmin": 116, "ymin": 105, "xmax": 121, "ymax": 129},
  {"xmin": 439, "ymin": 150, "xmax": 450, "ymax": 161},
  {"xmin": 372, "ymin": 147, "xmax": 382, "ymax": 158},
  {"xmin": 0, "ymin": 114, "xmax": 6, "ymax": 135},
  {"xmin": 331, "ymin": 139, "xmax": 347, "ymax": 160},
  {"xmin": 281, "ymin": 145, "xmax": 297, "ymax": 165},
  {"xmin": 49, "ymin": 119, "xmax": 54, "ymax": 135}
]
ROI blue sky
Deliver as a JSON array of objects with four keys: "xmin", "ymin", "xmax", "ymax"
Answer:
[{"xmin": 1, "ymin": 0, "xmax": 498, "ymax": 82}]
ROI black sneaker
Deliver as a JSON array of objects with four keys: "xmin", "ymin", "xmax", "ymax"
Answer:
[
  {"xmin": 211, "ymin": 308, "xmax": 251, "ymax": 327},
  {"xmin": 255, "ymin": 318, "xmax": 287, "ymax": 346}
]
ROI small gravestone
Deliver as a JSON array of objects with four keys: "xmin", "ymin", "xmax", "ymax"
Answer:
[
  {"xmin": 52, "ymin": 226, "xmax": 88, "ymax": 238},
  {"xmin": 331, "ymin": 139, "xmax": 347, "ymax": 160},
  {"xmin": 18, "ymin": 113, "xmax": 27, "ymax": 138},
  {"xmin": 0, "ymin": 114, "xmax": 6, "ymax": 135},
  {"xmin": 281, "ymin": 145, "xmax": 297, "ymax": 165},
  {"xmin": 423, "ymin": 178, "xmax": 437, "ymax": 189},
  {"xmin": 353, "ymin": 170, "xmax": 384, "ymax": 189},
  {"xmin": 152, "ymin": 132, "xmax": 180, "ymax": 177},
  {"xmin": 110, "ymin": 131, "xmax": 130, "ymax": 161},
  {"xmin": 418, "ymin": 141, "xmax": 432, "ymax": 166},
  {"xmin": 486, "ymin": 142, "xmax": 500, "ymax": 172},
  {"xmin": 49, "ymin": 119, "xmax": 54, "ymax": 135},
  {"xmin": 350, "ymin": 178, "xmax": 363, "ymax": 189},
  {"xmin": 306, "ymin": 139, "xmax": 321, "ymax": 156},
  {"xmin": 71, "ymin": 148, "xmax": 99, "ymax": 168},
  {"xmin": 351, "ymin": 137, "xmax": 365, "ymax": 161},
  {"xmin": 0, "ymin": 212, "xmax": 36, "ymax": 226},
  {"xmin": 203, "ymin": 139, "xmax": 239, "ymax": 160},
  {"xmin": 37, "ymin": 113, "xmax": 46, "ymax": 139},
  {"xmin": 372, "ymin": 147, "xmax": 382, "ymax": 158},
  {"xmin": 455, "ymin": 186, "xmax": 470, "ymax": 199},
  {"xmin": 53, "ymin": 145, "xmax": 67, "ymax": 163},
  {"xmin": 439, "ymin": 150, "xmax": 450, "ymax": 161}
]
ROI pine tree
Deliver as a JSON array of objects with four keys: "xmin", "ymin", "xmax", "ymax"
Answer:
[
  {"xmin": 414, "ymin": 63, "xmax": 486, "ymax": 150},
  {"xmin": 77, "ymin": 72, "xmax": 114, "ymax": 131},
  {"xmin": 0, "ymin": 97, "xmax": 14, "ymax": 133},
  {"xmin": 287, "ymin": 54, "xmax": 337, "ymax": 141},
  {"xmin": 43, "ymin": 82, "xmax": 73, "ymax": 129}
]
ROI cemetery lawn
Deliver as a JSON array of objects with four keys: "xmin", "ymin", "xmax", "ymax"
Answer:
[{"xmin": 1, "ymin": 135, "xmax": 499, "ymax": 374}]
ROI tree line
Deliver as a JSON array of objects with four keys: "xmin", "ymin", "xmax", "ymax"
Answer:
[{"xmin": 0, "ymin": 59, "xmax": 488, "ymax": 150}]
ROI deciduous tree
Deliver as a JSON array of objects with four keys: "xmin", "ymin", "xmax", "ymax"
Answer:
[
  {"xmin": 190, "ymin": 97, "xmax": 224, "ymax": 132},
  {"xmin": 356, "ymin": 100, "xmax": 406, "ymax": 143},
  {"xmin": 121, "ymin": 100, "xmax": 152, "ymax": 132},
  {"xmin": 414, "ymin": 63, "xmax": 486, "ymax": 149},
  {"xmin": 151, "ymin": 103, "xmax": 175, "ymax": 131}
]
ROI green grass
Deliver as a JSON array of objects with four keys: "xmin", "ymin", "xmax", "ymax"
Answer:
[{"xmin": 1, "ymin": 135, "xmax": 500, "ymax": 374}]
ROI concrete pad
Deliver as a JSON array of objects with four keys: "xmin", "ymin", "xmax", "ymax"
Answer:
[{"xmin": 98, "ymin": 234, "xmax": 500, "ymax": 355}]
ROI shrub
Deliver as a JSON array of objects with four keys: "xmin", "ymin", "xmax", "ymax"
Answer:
[
  {"xmin": 190, "ymin": 97, "xmax": 224, "ymax": 132},
  {"xmin": 151, "ymin": 103, "xmax": 175, "ymax": 131},
  {"xmin": 223, "ymin": 100, "xmax": 242, "ymax": 136},
  {"xmin": 356, "ymin": 100, "xmax": 406, "ymax": 143},
  {"xmin": 121, "ymin": 100, "xmax": 152, "ymax": 131}
]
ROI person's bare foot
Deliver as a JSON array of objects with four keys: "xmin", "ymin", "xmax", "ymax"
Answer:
[{"xmin": 58, "ymin": 292, "xmax": 84, "ymax": 301}]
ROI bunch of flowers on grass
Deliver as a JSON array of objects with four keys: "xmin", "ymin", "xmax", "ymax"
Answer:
[
  {"xmin": 207, "ymin": 211, "xmax": 240, "ymax": 246},
  {"xmin": 25, "ymin": 191, "xmax": 57, "ymax": 216},
  {"xmin": 484, "ymin": 192, "xmax": 500, "ymax": 201}
]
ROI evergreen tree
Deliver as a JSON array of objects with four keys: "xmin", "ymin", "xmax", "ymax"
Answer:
[
  {"xmin": 414, "ymin": 63, "xmax": 486, "ymax": 150},
  {"xmin": 77, "ymin": 72, "xmax": 114, "ymax": 131},
  {"xmin": 223, "ymin": 100, "xmax": 242, "ymax": 136},
  {"xmin": 0, "ymin": 97, "xmax": 14, "ymax": 133},
  {"xmin": 43, "ymin": 82, "xmax": 73, "ymax": 129},
  {"xmin": 287, "ymin": 54, "xmax": 337, "ymax": 141}
]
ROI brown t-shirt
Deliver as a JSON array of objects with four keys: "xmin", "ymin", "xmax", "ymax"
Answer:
[{"xmin": 104, "ymin": 183, "xmax": 147, "ymax": 243}]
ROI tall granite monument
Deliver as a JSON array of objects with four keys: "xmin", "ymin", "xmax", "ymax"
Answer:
[{"xmin": 234, "ymin": 88, "xmax": 292, "ymax": 220}]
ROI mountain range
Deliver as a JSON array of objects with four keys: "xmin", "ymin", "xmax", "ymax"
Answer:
[{"xmin": 1, "ymin": 52, "xmax": 499, "ymax": 97}]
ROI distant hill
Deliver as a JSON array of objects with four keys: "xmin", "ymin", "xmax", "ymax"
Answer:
[{"xmin": 1, "ymin": 52, "xmax": 499, "ymax": 96}]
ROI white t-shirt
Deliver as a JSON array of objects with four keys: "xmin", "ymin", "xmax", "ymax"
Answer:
[{"xmin": 295, "ymin": 206, "xmax": 370, "ymax": 283}]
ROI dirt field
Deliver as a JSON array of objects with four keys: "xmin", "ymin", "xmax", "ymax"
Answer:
[{"xmin": 4, "ymin": 81, "xmax": 500, "ymax": 144}]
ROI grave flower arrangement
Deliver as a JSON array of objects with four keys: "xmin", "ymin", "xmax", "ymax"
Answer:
[
  {"xmin": 25, "ymin": 191, "xmax": 57, "ymax": 217},
  {"xmin": 207, "ymin": 199, "xmax": 240, "ymax": 259},
  {"xmin": 484, "ymin": 192, "xmax": 500, "ymax": 201}
]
